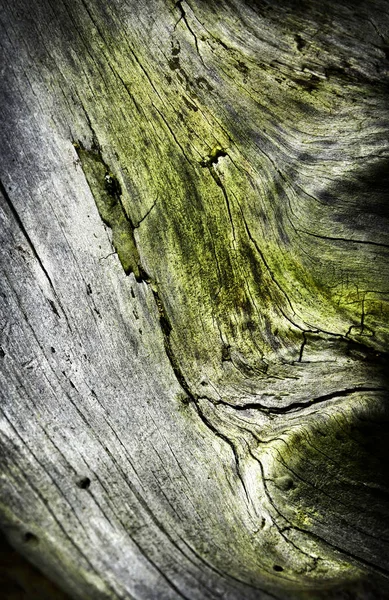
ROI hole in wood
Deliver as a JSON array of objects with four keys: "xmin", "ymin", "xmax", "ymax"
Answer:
[
  {"xmin": 76, "ymin": 477, "xmax": 91, "ymax": 490},
  {"xmin": 23, "ymin": 532, "xmax": 39, "ymax": 546},
  {"xmin": 273, "ymin": 565, "xmax": 283, "ymax": 572}
]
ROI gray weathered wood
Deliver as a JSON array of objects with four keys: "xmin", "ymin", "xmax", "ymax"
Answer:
[{"xmin": 0, "ymin": 0, "xmax": 388, "ymax": 597}]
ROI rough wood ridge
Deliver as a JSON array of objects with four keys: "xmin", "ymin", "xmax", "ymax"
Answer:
[{"xmin": 0, "ymin": 0, "xmax": 388, "ymax": 598}]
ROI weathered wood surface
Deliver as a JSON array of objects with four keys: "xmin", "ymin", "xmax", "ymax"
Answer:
[
  {"xmin": 0, "ymin": 0, "xmax": 389, "ymax": 597},
  {"xmin": 0, "ymin": 532, "xmax": 71, "ymax": 599}
]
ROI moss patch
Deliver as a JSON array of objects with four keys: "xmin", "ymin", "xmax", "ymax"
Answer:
[{"xmin": 74, "ymin": 143, "xmax": 143, "ymax": 280}]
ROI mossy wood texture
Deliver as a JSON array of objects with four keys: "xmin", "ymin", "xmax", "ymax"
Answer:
[{"xmin": 0, "ymin": 0, "xmax": 389, "ymax": 598}]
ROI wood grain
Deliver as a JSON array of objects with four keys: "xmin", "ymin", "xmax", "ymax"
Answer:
[{"xmin": 0, "ymin": 0, "xmax": 388, "ymax": 597}]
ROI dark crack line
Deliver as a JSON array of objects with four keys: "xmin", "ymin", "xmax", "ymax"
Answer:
[
  {"xmin": 215, "ymin": 386, "xmax": 386, "ymax": 414},
  {"xmin": 83, "ymin": 463, "xmax": 191, "ymax": 600},
  {"xmin": 104, "ymin": 55, "xmax": 144, "ymax": 116},
  {"xmin": 0, "ymin": 178, "xmax": 72, "ymax": 332},
  {"xmin": 126, "ymin": 44, "xmax": 165, "ymax": 105},
  {"xmin": 61, "ymin": 367, "xmax": 192, "ymax": 600},
  {"xmin": 273, "ymin": 443, "xmax": 389, "ymax": 544},
  {"xmin": 150, "ymin": 288, "xmax": 248, "ymax": 492},
  {"xmin": 297, "ymin": 228, "xmax": 389, "ymax": 250},
  {"xmin": 175, "ymin": 0, "xmax": 205, "ymax": 67},
  {"xmin": 12, "ymin": 295, "xmax": 192, "ymax": 600},
  {"xmin": 78, "ymin": 99, "xmax": 100, "ymax": 149},
  {"xmin": 245, "ymin": 444, "xmax": 319, "ymax": 571},
  {"xmin": 194, "ymin": 401, "xmax": 252, "ymax": 505},
  {"xmin": 238, "ymin": 205, "xmax": 296, "ymax": 317},
  {"xmin": 134, "ymin": 196, "xmax": 158, "ymax": 228},
  {"xmin": 175, "ymin": 535, "xmax": 282, "ymax": 598},
  {"xmin": 146, "ymin": 288, "xmax": 252, "ymax": 505},
  {"xmin": 208, "ymin": 166, "xmax": 236, "ymax": 245},
  {"xmin": 298, "ymin": 331, "xmax": 307, "ymax": 362},
  {"xmin": 152, "ymin": 103, "xmax": 194, "ymax": 166},
  {"xmin": 0, "ymin": 412, "xmax": 126, "ymax": 599},
  {"xmin": 275, "ymin": 437, "xmax": 389, "ymax": 543},
  {"xmin": 263, "ymin": 449, "xmax": 389, "ymax": 580}
]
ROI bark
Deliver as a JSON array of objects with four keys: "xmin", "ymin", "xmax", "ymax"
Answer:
[{"xmin": 0, "ymin": 0, "xmax": 389, "ymax": 598}]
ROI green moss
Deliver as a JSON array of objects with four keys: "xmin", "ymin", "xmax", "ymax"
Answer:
[
  {"xmin": 200, "ymin": 145, "xmax": 228, "ymax": 168},
  {"xmin": 75, "ymin": 144, "xmax": 142, "ymax": 279},
  {"xmin": 264, "ymin": 392, "xmax": 389, "ymax": 580}
]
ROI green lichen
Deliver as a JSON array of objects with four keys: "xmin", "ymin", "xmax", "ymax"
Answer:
[
  {"xmin": 200, "ymin": 145, "xmax": 228, "ymax": 168},
  {"xmin": 74, "ymin": 143, "xmax": 142, "ymax": 280}
]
